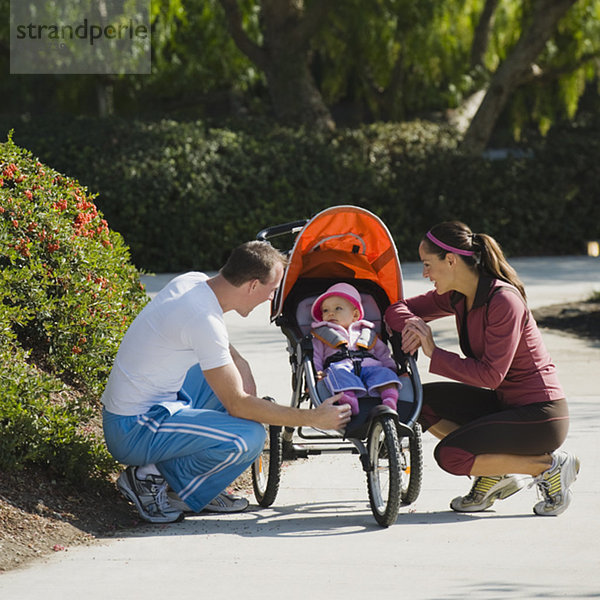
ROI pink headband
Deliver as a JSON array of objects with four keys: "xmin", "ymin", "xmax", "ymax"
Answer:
[{"xmin": 426, "ymin": 231, "xmax": 475, "ymax": 256}]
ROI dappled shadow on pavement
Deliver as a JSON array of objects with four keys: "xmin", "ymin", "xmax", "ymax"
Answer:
[{"xmin": 109, "ymin": 500, "xmax": 536, "ymax": 541}]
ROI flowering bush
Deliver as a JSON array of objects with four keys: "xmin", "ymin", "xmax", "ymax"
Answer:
[{"xmin": 0, "ymin": 133, "xmax": 148, "ymax": 481}]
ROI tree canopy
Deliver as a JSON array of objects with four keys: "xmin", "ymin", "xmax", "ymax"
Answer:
[{"xmin": 1, "ymin": 0, "xmax": 599, "ymax": 148}]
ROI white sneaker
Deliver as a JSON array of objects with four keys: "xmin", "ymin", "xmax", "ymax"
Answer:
[
  {"xmin": 450, "ymin": 475, "xmax": 526, "ymax": 512},
  {"xmin": 117, "ymin": 467, "xmax": 184, "ymax": 524},
  {"xmin": 167, "ymin": 490, "xmax": 249, "ymax": 513},
  {"xmin": 533, "ymin": 451, "xmax": 580, "ymax": 516}
]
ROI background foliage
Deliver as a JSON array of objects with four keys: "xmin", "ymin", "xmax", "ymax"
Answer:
[
  {"xmin": 3, "ymin": 114, "xmax": 598, "ymax": 273},
  {"xmin": 1, "ymin": 0, "xmax": 599, "ymax": 135}
]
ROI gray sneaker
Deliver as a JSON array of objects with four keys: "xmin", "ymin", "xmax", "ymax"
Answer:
[
  {"xmin": 450, "ymin": 475, "xmax": 526, "ymax": 512},
  {"xmin": 167, "ymin": 490, "xmax": 249, "ymax": 514},
  {"xmin": 204, "ymin": 492, "xmax": 249, "ymax": 513},
  {"xmin": 533, "ymin": 451, "xmax": 580, "ymax": 516},
  {"xmin": 117, "ymin": 467, "xmax": 184, "ymax": 524}
]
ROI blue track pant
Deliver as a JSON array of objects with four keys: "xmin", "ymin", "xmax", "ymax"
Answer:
[{"xmin": 103, "ymin": 365, "xmax": 266, "ymax": 512}]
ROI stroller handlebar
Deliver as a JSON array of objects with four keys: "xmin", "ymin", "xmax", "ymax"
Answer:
[{"xmin": 256, "ymin": 220, "xmax": 309, "ymax": 242}]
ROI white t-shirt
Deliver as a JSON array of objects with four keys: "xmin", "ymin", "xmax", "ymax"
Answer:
[{"xmin": 101, "ymin": 272, "xmax": 232, "ymax": 416}]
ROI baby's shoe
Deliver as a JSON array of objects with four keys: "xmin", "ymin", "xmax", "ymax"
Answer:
[
  {"xmin": 338, "ymin": 392, "xmax": 359, "ymax": 415},
  {"xmin": 380, "ymin": 388, "xmax": 398, "ymax": 411}
]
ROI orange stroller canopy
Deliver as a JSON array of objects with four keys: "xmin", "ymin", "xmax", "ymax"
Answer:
[{"xmin": 273, "ymin": 205, "xmax": 403, "ymax": 319}]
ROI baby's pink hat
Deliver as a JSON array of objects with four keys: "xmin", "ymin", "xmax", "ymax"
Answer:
[{"xmin": 311, "ymin": 283, "xmax": 364, "ymax": 321}]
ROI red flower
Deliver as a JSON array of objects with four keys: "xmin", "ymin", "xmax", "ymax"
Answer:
[
  {"xmin": 52, "ymin": 198, "xmax": 68, "ymax": 212},
  {"xmin": 2, "ymin": 164, "xmax": 17, "ymax": 179}
]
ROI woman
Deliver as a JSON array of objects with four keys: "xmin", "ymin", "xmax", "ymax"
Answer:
[{"xmin": 385, "ymin": 221, "xmax": 579, "ymax": 516}]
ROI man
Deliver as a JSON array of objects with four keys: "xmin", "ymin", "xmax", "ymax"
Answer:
[{"xmin": 102, "ymin": 241, "xmax": 351, "ymax": 523}]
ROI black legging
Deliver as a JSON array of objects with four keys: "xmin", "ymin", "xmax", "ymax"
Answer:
[{"xmin": 418, "ymin": 382, "xmax": 569, "ymax": 476}]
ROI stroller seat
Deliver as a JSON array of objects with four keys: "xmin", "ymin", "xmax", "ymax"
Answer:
[{"xmin": 289, "ymin": 277, "xmax": 416, "ymax": 429}]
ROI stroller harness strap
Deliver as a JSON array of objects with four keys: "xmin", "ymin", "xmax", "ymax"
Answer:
[
  {"xmin": 312, "ymin": 324, "xmax": 378, "ymax": 376},
  {"xmin": 311, "ymin": 324, "xmax": 378, "ymax": 350}
]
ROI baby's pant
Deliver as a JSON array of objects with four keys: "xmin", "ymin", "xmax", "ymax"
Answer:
[
  {"xmin": 324, "ymin": 361, "xmax": 401, "ymax": 397},
  {"xmin": 103, "ymin": 364, "xmax": 265, "ymax": 512},
  {"xmin": 419, "ymin": 382, "xmax": 569, "ymax": 476}
]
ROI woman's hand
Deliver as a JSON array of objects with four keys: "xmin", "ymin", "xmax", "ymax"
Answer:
[{"xmin": 402, "ymin": 317, "xmax": 436, "ymax": 358}]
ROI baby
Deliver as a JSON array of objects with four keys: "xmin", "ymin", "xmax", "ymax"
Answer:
[{"xmin": 311, "ymin": 283, "xmax": 402, "ymax": 415}]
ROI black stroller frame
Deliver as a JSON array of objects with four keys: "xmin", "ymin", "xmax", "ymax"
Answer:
[{"xmin": 251, "ymin": 210, "xmax": 424, "ymax": 527}]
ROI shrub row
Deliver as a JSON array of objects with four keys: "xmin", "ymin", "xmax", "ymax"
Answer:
[
  {"xmin": 3, "ymin": 115, "xmax": 599, "ymax": 272},
  {"xmin": 0, "ymin": 134, "xmax": 148, "ymax": 481}
]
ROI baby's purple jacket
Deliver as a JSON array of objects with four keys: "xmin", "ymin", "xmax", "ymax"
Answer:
[{"xmin": 311, "ymin": 319, "xmax": 396, "ymax": 373}]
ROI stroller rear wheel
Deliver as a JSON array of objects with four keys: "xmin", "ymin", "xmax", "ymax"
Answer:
[
  {"xmin": 366, "ymin": 414, "xmax": 402, "ymax": 527},
  {"xmin": 252, "ymin": 424, "xmax": 282, "ymax": 507}
]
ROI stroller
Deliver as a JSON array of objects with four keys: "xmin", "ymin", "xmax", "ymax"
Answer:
[{"xmin": 251, "ymin": 205, "xmax": 423, "ymax": 527}]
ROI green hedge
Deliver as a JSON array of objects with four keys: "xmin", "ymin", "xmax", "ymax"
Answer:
[
  {"xmin": 3, "ymin": 116, "xmax": 599, "ymax": 272},
  {"xmin": 0, "ymin": 135, "xmax": 148, "ymax": 481}
]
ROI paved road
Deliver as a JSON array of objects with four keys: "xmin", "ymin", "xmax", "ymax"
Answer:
[{"xmin": 1, "ymin": 256, "xmax": 599, "ymax": 600}]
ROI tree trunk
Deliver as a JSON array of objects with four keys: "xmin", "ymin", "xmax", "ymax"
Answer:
[
  {"xmin": 263, "ymin": 57, "xmax": 334, "ymax": 130},
  {"xmin": 96, "ymin": 77, "xmax": 115, "ymax": 117},
  {"xmin": 461, "ymin": 0, "xmax": 578, "ymax": 154},
  {"xmin": 470, "ymin": 0, "xmax": 500, "ymax": 70},
  {"xmin": 219, "ymin": 0, "xmax": 334, "ymax": 130}
]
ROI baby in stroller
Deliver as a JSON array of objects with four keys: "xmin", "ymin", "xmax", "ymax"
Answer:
[{"xmin": 311, "ymin": 282, "xmax": 402, "ymax": 416}]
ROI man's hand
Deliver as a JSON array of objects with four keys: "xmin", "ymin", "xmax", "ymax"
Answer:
[{"xmin": 311, "ymin": 394, "xmax": 352, "ymax": 430}]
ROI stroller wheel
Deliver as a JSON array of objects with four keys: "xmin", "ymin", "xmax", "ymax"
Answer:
[
  {"xmin": 366, "ymin": 414, "xmax": 402, "ymax": 527},
  {"xmin": 252, "ymin": 424, "xmax": 282, "ymax": 507},
  {"xmin": 400, "ymin": 421, "xmax": 423, "ymax": 504}
]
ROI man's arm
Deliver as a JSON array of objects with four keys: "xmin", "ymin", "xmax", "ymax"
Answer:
[
  {"xmin": 202, "ymin": 362, "xmax": 351, "ymax": 430},
  {"xmin": 229, "ymin": 344, "xmax": 257, "ymax": 396}
]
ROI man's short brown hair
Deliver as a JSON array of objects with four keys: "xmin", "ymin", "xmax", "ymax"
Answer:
[{"xmin": 220, "ymin": 241, "xmax": 287, "ymax": 287}]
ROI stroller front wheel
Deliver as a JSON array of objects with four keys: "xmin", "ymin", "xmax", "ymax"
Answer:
[
  {"xmin": 400, "ymin": 421, "xmax": 423, "ymax": 504},
  {"xmin": 366, "ymin": 414, "xmax": 402, "ymax": 527}
]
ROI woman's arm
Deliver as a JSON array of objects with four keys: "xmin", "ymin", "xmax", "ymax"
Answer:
[
  {"xmin": 385, "ymin": 291, "xmax": 454, "ymax": 355},
  {"xmin": 384, "ymin": 290, "xmax": 454, "ymax": 333},
  {"xmin": 429, "ymin": 291, "xmax": 529, "ymax": 389}
]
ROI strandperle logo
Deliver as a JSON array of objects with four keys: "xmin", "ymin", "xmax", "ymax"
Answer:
[
  {"xmin": 10, "ymin": 0, "xmax": 151, "ymax": 74},
  {"xmin": 15, "ymin": 18, "xmax": 149, "ymax": 47}
]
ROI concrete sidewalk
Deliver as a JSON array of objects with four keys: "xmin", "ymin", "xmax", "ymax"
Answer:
[{"xmin": 1, "ymin": 256, "xmax": 599, "ymax": 599}]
